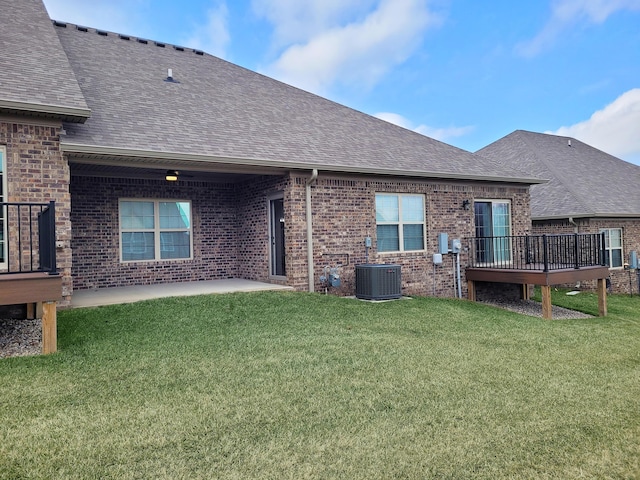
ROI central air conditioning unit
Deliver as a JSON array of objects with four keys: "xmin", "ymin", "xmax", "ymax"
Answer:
[{"xmin": 355, "ymin": 264, "xmax": 401, "ymax": 300}]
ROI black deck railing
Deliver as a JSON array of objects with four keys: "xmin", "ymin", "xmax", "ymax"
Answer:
[
  {"xmin": 468, "ymin": 233, "xmax": 606, "ymax": 272},
  {"xmin": 0, "ymin": 201, "xmax": 57, "ymax": 275}
]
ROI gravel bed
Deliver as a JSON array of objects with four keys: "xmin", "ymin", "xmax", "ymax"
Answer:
[
  {"xmin": 481, "ymin": 299, "xmax": 593, "ymax": 319},
  {"xmin": 0, "ymin": 318, "xmax": 42, "ymax": 359}
]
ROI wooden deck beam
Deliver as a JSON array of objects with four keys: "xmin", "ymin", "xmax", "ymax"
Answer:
[
  {"xmin": 0, "ymin": 273, "xmax": 62, "ymax": 355},
  {"xmin": 466, "ymin": 265, "xmax": 609, "ymax": 286},
  {"xmin": 466, "ymin": 265, "xmax": 610, "ymax": 320},
  {"xmin": 0, "ymin": 273, "xmax": 62, "ymax": 305}
]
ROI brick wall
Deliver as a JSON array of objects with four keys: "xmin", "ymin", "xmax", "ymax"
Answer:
[
  {"xmin": 285, "ymin": 173, "xmax": 531, "ymax": 298},
  {"xmin": 70, "ymin": 175, "xmax": 241, "ymax": 290},
  {"xmin": 533, "ymin": 218, "xmax": 640, "ymax": 293},
  {"xmin": 69, "ymin": 171, "xmax": 532, "ymax": 300},
  {"xmin": 70, "ymin": 173, "xmax": 297, "ymax": 291},
  {"xmin": 236, "ymin": 175, "xmax": 291, "ymax": 282},
  {"xmin": 0, "ymin": 119, "xmax": 72, "ymax": 302}
]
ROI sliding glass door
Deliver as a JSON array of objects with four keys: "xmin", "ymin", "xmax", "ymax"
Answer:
[{"xmin": 474, "ymin": 200, "xmax": 511, "ymax": 264}]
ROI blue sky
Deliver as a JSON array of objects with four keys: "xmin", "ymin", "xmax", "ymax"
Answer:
[{"xmin": 43, "ymin": 0, "xmax": 640, "ymax": 165}]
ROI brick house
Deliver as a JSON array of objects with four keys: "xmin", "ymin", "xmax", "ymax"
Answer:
[
  {"xmin": 477, "ymin": 130, "xmax": 640, "ymax": 294},
  {"xmin": 4, "ymin": 0, "xmax": 612, "ymax": 331}
]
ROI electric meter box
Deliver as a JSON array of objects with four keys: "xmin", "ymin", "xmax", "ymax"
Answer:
[{"xmin": 437, "ymin": 233, "xmax": 449, "ymax": 254}]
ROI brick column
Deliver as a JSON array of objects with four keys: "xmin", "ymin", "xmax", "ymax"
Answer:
[{"xmin": 0, "ymin": 120, "xmax": 72, "ymax": 305}]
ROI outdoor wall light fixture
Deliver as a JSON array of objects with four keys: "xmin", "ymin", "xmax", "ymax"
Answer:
[
  {"xmin": 462, "ymin": 199, "xmax": 471, "ymax": 210},
  {"xmin": 165, "ymin": 170, "xmax": 179, "ymax": 181}
]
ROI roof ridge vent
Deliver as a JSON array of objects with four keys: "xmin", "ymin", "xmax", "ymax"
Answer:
[
  {"xmin": 96, "ymin": 30, "xmax": 108, "ymax": 36},
  {"xmin": 53, "ymin": 21, "xmax": 67, "ymax": 28},
  {"xmin": 119, "ymin": 34, "xmax": 130, "ymax": 41},
  {"xmin": 174, "ymin": 46, "xmax": 185, "ymax": 52},
  {"xmin": 155, "ymin": 42, "xmax": 166, "ymax": 48},
  {"xmin": 137, "ymin": 38, "xmax": 148, "ymax": 44},
  {"xmin": 76, "ymin": 25, "xmax": 88, "ymax": 32}
]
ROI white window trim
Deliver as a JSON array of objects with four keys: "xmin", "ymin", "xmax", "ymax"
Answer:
[
  {"xmin": 119, "ymin": 198, "xmax": 193, "ymax": 263},
  {"xmin": 600, "ymin": 227, "xmax": 624, "ymax": 269},
  {"xmin": 375, "ymin": 193, "xmax": 426, "ymax": 254},
  {"xmin": 0, "ymin": 146, "xmax": 7, "ymax": 269}
]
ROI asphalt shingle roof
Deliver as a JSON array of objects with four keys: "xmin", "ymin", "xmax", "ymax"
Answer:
[
  {"xmin": 53, "ymin": 21, "xmax": 541, "ymax": 183},
  {"xmin": 477, "ymin": 130, "xmax": 640, "ymax": 219},
  {"xmin": 0, "ymin": 0, "xmax": 89, "ymax": 121}
]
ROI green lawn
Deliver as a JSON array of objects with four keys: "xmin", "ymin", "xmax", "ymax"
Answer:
[{"xmin": 1, "ymin": 291, "xmax": 639, "ymax": 479}]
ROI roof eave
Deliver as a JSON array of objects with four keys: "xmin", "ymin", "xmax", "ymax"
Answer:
[
  {"xmin": 0, "ymin": 99, "xmax": 91, "ymax": 123},
  {"xmin": 533, "ymin": 212, "xmax": 640, "ymax": 221},
  {"xmin": 60, "ymin": 143, "xmax": 545, "ymax": 184}
]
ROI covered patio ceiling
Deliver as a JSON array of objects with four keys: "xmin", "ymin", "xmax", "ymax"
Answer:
[{"xmin": 69, "ymin": 158, "xmax": 286, "ymax": 184}]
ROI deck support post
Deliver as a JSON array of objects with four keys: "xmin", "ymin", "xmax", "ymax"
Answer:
[
  {"xmin": 42, "ymin": 301, "xmax": 57, "ymax": 355},
  {"xmin": 27, "ymin": 303, "xmax": 36, "ymax": 320},
  {"xmin": 467, "ymin": 280, "xmax": 476, "ymax": 302},
  {"xmin": 541, "ymin": 285, "xmax": 553, "ymax": 320},
  {"xmin": 597, "ymin": 278, "xmax": 608, "ymax": 317}
]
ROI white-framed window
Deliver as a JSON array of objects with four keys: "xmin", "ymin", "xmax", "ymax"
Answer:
[
  {"xmin": 601, "ymin": 228, "xmax": 623, "ymax": 268},
  {"xmin": 375, "ymin": 193, "xmax": 425, "ymax": 252},
  {"xmin": 0, "ymin": 146, "xmax": 6, "ymax": 267},
  {"xmin": 474, "ymin": 200, "xmax": 512, "ymax": 263},
  {"xmin": 119, "ymin": 199, "xmax": 192, "ymax": 262}
]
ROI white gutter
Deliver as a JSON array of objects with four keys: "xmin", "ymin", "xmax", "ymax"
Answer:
[
  {"xmin": 0, "ymin": 99, "xmax": 91, "ymax": 122},
  {"xmin": 61, "ymin": 143, "xmax": 546, "ymax": 185},
  {"xmin": 306, "ymin": 169, "xmax": 318, "ymax": 292}
]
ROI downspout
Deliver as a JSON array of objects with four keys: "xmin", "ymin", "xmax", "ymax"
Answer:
[
  {"xmin": 568, "ymin": 216, "xmax": 578, "ymax": 233},
  {"xmin": 306, "ymin": 169, "xmax": 318, "ymax": 292}
]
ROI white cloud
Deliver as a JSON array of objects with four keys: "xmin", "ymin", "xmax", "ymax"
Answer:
[
  {"xmin": 182, "ymin": 2, "xmax": 230, "ymax": 58},
  {"xmin": 259, "ymin": 0, "xmax": 440, "ymax": 94},
  {"xmin": 547, "ymin": 88, "xmax": 640, "ymax": 165},
  {"xmin": 516, "ymin": 0, "xmax": 640, "ymax": 57},
  {"xmin": 252, "ymin": 0, "xmax": 378, "ymax": 48},
  {"xmin": 374, "ymin": 112, "xmax": 474, "ymax": 142}
]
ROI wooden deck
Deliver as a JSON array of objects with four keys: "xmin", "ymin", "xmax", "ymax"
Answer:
[
  {"xmin": 466, "ymin": 264, "xmax": 610, "ymax": 286},
  {"xmin": 0, "ymin": 273, "xmax": 62, "ymax": 354},
  {"xmin": 466, "ymin": 265, "xmax": 609, "ymax": 320}
]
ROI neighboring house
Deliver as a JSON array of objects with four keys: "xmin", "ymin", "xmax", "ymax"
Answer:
[{"xmin": 477, "ymin": 130, "xmax": 640, "ymax": 294}]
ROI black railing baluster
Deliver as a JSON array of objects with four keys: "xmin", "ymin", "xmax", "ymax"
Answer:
[
  {"xmin": 28, "ymin": 204, "xmax": 34, "ymax": 272},
  {"xmin": 1, "ymin": 201, "xmax": 57, "ymax": 275},
  {"xmin": 466, "ymin": 233, "xmax": 603, "ymax": 272},
  {"xmin": 542, "ymin": 235, "xmax": 549, "ymax": 272},
  {"xmin": 5, "ymin": 204, "xmax": 11, "ymax": 271}
]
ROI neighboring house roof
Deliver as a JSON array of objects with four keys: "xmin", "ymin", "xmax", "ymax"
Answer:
[
  {"xmin": 51, "ymin": 21, "xmax": 542, "ymax": 184},
  {"xmin": 0, "ymin": 0, "xmax": 90, "ymax": 122},
  {"xmin": 477, "ymin": 130, "xmax": 640, "ymax": 219}
]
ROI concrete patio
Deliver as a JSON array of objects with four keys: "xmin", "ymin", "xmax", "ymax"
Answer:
[{"xmin": 70, "ymin": 279, "xmax": 294, "ymax": 308}]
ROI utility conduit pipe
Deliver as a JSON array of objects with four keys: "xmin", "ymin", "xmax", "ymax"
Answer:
[{"xmin": 306, "ymin": 169, "xmax": 318, "ymax": 292}]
